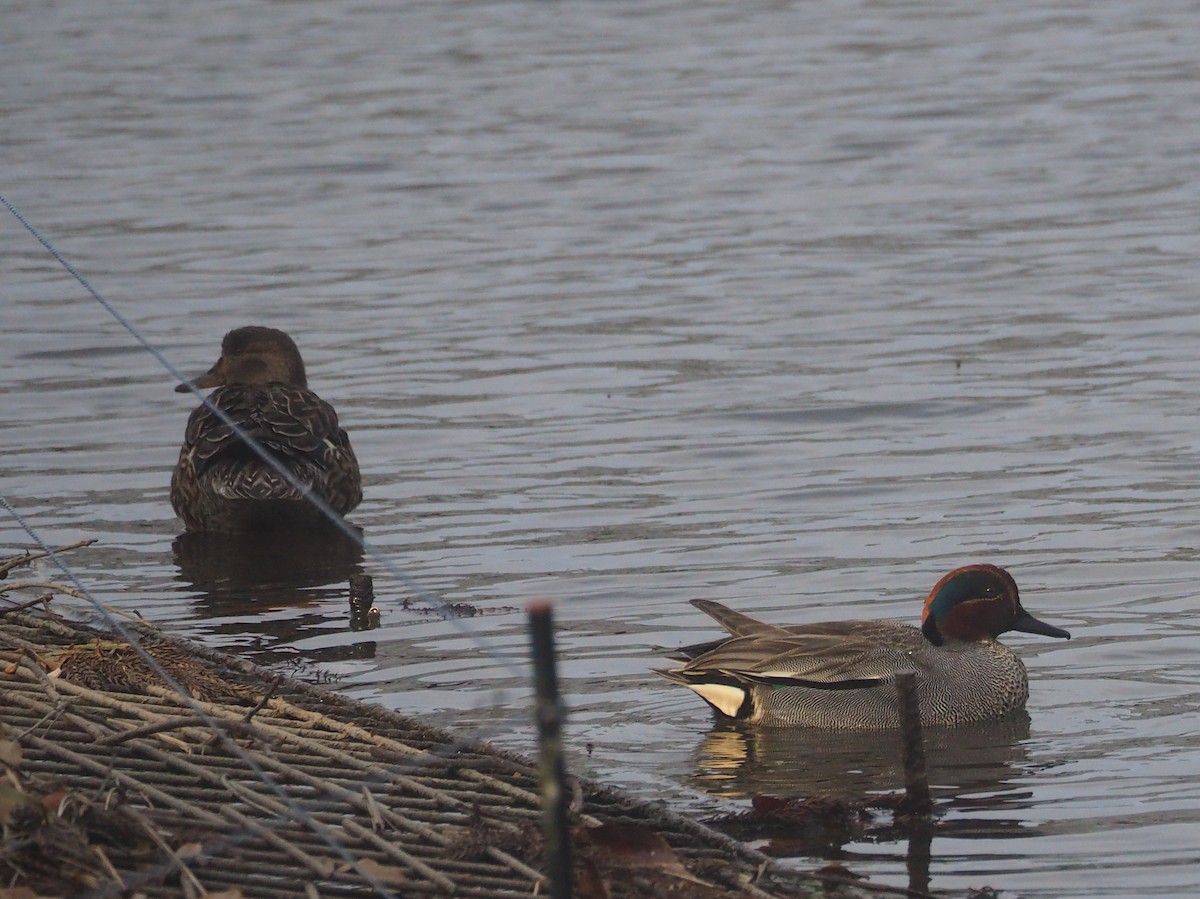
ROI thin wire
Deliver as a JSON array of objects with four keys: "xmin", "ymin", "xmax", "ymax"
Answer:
[
  {"xmin": 0, "ymin": 192, "xmax": 522, "ymax": 677},
  {"xmin": 4, "ymin": 502, "xmax": 520, "ymax": 898},
  {"xmin": 0, "ymin": 192, "xmax": 537, "ymax": 889},
  {"xmin": 0, "ymin": 494, "xmax": 410, "ymax": 899},
  {"xmin": 0, "ymin": 192, "xmax": 541, "ymax": 887},
  {"xmin": 0, "ymin": 529, "xmax": 519, "ymax": 895}
]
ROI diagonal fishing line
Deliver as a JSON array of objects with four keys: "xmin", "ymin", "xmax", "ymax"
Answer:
[
  {"xmin": 0, "ymin": 557, "xmax": 523, "ymax": 896},
  {"xmin": 0, "ymin": 547, "xmax": 523, "ymax": 894},
  {"xmin": 4, "ymin": 499, "xmax": 537, "ymax": 898},
  {"xmin": 1, "ymin": 192, "xmax": 524, "ymax": 678},
  {"xmin": 0, "ymin": 499, "xmax": 553, "ymax": 894},
  {"xmin": 0, "ymin": 494, "xmax": 408, "ymax": 899},
  {"xmin": 2, "ymin": 194, "xmax": 545, "ymax": 887}
]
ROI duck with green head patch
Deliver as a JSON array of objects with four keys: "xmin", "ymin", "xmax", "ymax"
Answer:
[{"xmin": 656, "ymin": 564, "xmax": 1070, "ymax": 729}]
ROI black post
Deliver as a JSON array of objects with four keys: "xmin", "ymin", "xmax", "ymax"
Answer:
[
  {"xmin": 895, "ymin": 670, "xmax": 933, "ymax": 893},
  {"xmin": 529, "ymin": 600, "xmax": 573, "ymax": 899},
  {"xmin": 894, "ymin": 671, "xmax": 931, "ymax": 813}
]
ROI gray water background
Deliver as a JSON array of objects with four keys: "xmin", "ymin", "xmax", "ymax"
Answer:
[{"xmin": 5, "ymin": 0, "xmax": 1200, "ymax": 894}]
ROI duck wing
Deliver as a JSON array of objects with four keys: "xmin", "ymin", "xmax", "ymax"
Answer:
[
  {"xmin": 667, "ymin": 599, "xmax": 792, "ymax": 661},
  {"xmin": 183, "ymin": 384, "xmax": 348, "ymax": 478},
  {"xmin": 671, "ymin": 622, "xmax": 919, "ymax": 690},
  {"xmin": 691, "ymin": 599, "xmax": 789, "ymax": 637}
]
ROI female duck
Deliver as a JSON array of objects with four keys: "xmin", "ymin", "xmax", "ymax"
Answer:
[
  {"xmin": 656, "ymin": 564, "xmax": 1069, "ymax": 728},
  {"xmin": 170, "ymin": 326, "xmax": 362, "ymax": 532}
]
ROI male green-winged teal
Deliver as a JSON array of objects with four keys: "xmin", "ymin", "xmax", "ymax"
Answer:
[
  {"xmin": 656, "ymin": 564, "xmax": 1070, "ymax": 728},
  {"xmin": 170, "ymin": 326, "xmax": 362, "ymax": 532}
]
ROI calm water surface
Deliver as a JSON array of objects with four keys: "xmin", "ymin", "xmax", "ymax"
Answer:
[{"xmin": 5, "ymin": 0, "xmax": 1200, "ymax": 895}]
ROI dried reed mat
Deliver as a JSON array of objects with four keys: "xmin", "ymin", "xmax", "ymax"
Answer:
[{"xmin": 0, "ymin": 610, "xmax": 902, "ymax": 899}]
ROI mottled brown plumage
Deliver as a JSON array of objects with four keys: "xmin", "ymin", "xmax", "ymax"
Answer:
[
  {"xmin": 656, "ymin": 564, "xmax": 1070, "ymax": 729},
  {"xmin": 170, "ymin": 326, "xmax": 362, "ymax": 532}
]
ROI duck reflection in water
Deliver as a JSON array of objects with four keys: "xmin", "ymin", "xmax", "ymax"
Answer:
[
  {"xmin": 695, "ymin": 718, "xmax": 1039, "ymax": 891},
  {"xmin": 172, "ymin": 526, "xmax": 365, "ymax": 615},
  {"xmin": 172, "ymin": 526, "xmax": 371, "ymax": 657},
  {"xmin": 693, "ymin": 714, "xmax": 1032, "ymax": 802}
]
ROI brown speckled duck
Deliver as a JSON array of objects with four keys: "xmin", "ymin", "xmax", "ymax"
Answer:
[
  {"xmin": 656, "ymin": 564, "xmax": 1070, "ymax": 729},
  {"xmin": 170, "ymin": 326, "xmax": 362, "ymax": 532}
]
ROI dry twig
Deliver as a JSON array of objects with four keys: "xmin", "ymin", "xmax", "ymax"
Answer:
[
  {"xmin": 0, "ymin": 539, "xmax": 97, "ymax": 579},
  {"xmin": 2, "ymin": 581, "xmax": 88, "ymax": 600}
]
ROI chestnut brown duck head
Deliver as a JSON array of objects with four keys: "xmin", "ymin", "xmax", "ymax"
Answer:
[{"xmin": 170, "ymin": 326, "xmax": 362, "ymax": 532}]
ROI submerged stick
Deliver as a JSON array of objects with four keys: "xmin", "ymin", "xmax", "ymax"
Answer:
[
  {"xmin": 348, "ymin": 574, "xmax": 376, "ymax": 631},
  {"xmin": 895, "ymin": 670, "xmax": 933, "ymax": 892},
  {"xmin": 529, "ymin": 600, "xmax": 573, "ymax": 899},
  {"xmin": 895, "ymin": 671, "xmax": 931, "ymax": 814}
]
